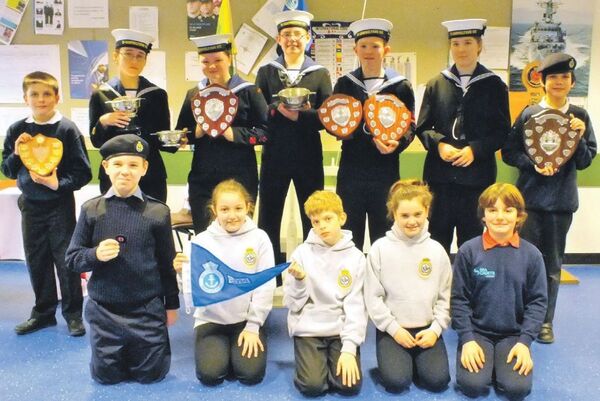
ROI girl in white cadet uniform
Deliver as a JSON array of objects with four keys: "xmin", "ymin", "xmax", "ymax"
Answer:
[
  {"xmin": 365, "ymin": 179, "xmax": 452, "ymax": 393},
  {"xmin": 173, "ymin": 179, "xmax": 275, "ymax": 386},
  {"xmin": 284, "ymin": 190, "xmax": 367, "ymax": 397}
]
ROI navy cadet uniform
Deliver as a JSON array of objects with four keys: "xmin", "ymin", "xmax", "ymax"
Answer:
[
  {"xmin": 503, "ymin": 53, "xmax": 597, "ymax": 341},
  {"xmin": 176, "ymin": 34, "xmax": 269, "ymax": 233},
  {"xmin": 1, "ymin": 111, "xmax": 91, "ymax": 334},
  {"xmin": 255, "ymin": 10, "xmax": 332, "ymax": 263},
  {"xmin": 89, "ymin": 29, "xmax": 174, "ymax": 202},
  {"xmin": 334, "ymin": 19, "xmax": 415, "ymax": 251},
  {"xmin": 66, "ymin": 135, "xmax": 179, "ymax": 384},
  {"xmin": 416, "ymin": 19, "xmax": 509, "ymax": 254}
]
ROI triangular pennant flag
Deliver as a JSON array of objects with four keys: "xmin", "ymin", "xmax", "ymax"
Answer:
[{"xmin": 188, "ymin": 243, "xmax": 289, "ymax": 307}]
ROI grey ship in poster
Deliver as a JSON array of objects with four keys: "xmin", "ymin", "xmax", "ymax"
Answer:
[{"xmin": 528, "ymin": 0, "xmax": 566, "ymax": 61}]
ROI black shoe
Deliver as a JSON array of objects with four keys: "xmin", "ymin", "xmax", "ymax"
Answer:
[
  {"xmin": 14, "ymin": 317, "xmax": 57, "ymax": 335},
  {"xmin": 67, "ymin": 318, "xmax": 86, "ymax": 337},
  {"xmin": 537, "ymin": 323, "xmax": 554, "ymax": 344}
]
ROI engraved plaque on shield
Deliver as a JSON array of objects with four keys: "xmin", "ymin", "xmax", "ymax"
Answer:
[
  {"xmin": 363, "ymin": 94, "xmax": 412, "ymax": 144},
  {"xmin": 17, "ymin": 133, "xmax": 63, "ymax": 176}
]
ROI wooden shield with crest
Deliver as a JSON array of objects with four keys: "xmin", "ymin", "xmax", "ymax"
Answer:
[
  {"xmin": 318, "ymin": 94, "xmax": 363, "ymax": 139},
  {"xmin": 523, "ymin": 109, "xmax": 580, "ymax": 169},
  {"xmin": 17, "ymin": 133, "xmax": 63, "ymax": 176},
  {"xmin": 363, "ymin": 94, "xmax": 411, "ymax": 144},
  {"xmin": 191, "ymin": 84, "xmax": 239, "ymax": 138}
]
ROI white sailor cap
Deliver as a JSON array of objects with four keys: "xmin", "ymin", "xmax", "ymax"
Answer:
[
  {"xmin": 441, "ymin": 19, "xmax": 487, "ymax": 39},
  {"xmin": 349, "ymin": 18, "xmax": 393, "ymax": 42},
  {"xmin": 274, "ymin": 10, "xmax": 313, "ymax": 32},
  {"xmin": 190, "ymin": 34, "xmax": 233, "ymax": 55},
  {"xmin": 111, "ymin": 29, "xmax": 154, "ymax": 53}
]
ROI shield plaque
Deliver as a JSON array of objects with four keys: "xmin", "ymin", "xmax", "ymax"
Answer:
[
  {"xmin": 17, "ymin": 133, "xmax": 63, "ymax": 176},
  {"xmin": 318, "ymin": 94, "xmax": 363, "ymax": 139},
  {"xmin": 363, "ymin": 94, "xmax": 412, "ymax": 144},
  {"xmin": 523, "ymin": 109, "xmax": 581, "ymax": 170},
  {"xmin": 191, "ymin": 84, "xmax": 238, "ymax": 138}
]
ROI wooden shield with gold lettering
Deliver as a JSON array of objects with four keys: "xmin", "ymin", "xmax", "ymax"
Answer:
[
  {"xmin": 191, "ymin": 84, "xmax": 238, "ymax": 138},
  {"xmin": 363, "ymin": 94, "xmax": 412, "ymax": 144},
  {"xmin": 523, "ymin": 109, "xmax": 580, "ymax": 169},
  {"xmin": 17, "ymin": 133, "xmax": 63, "ymax": 176},
  {"xmin": 318, "ymin": 94, "xmax": 363, "ymax": 139}
]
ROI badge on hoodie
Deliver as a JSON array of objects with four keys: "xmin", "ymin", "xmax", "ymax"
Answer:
[
  {"xmin": 418, "ymin": 258, "xmax": 432, "ymax": 279},
  {"xmin": 338, "ymin": 269, "xmax": 353, "ymax": 289},
  {"xmin": 243, "ymin": 248, "xmax": 257, "ymax": 268}
]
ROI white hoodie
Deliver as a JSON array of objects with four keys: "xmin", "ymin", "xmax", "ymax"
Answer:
[
  {"xmin": 365, "ymin": 221, "xmax": 452, "ymax": 338},
  {"xmin": 284, "ymin": 229, "xmax": 367, "ymax": 355},
  {"xmin": 192, "ymin": 217, "xmax": 275, "ymax": 333}
]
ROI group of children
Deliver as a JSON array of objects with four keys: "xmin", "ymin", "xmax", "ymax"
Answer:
[{"xmin": 0, "ymin": 7, "xmax": 597, "ymax": 401}]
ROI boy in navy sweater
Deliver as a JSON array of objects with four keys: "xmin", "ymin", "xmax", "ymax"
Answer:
[
  {"xmin": 451, "ymin": 183, "xmax": 547, "ymax": 400},
  {"xmin": 502, "ymin": 53, "xmax": 596, "ymax": 343},
  {"xmin": 65, "ymin": 135, "xmax": 179, "ymax": 384},
  {"xmin": 1, "ymin": 71, "xmax": 91, "ymax": 336}
]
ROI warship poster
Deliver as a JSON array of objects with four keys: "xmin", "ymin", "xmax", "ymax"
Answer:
[{"xmin": 509, "ymin": 0, "xmax": 594, "ymax": 96}]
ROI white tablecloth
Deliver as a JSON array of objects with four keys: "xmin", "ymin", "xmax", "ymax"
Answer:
[{"xmin": 0, "ymin": 187, "xmax": 25, "ymax": 260}]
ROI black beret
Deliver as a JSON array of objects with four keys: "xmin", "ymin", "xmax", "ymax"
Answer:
[
  {"xmin": 100, "ymin": 134, "xmax": 149, "ymax": 160},
  {"xmin": 537, "ymin": 53, "xmax": 576, "ymax": 75}
]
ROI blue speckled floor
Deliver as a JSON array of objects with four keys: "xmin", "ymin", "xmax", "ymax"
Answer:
[{"xmin": 1, "ymin": 261, "xmax": 599, "ymax": 401}]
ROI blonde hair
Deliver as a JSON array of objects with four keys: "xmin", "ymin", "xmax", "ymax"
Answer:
[
  {"xmin": 207, "ymin": 179, "xmax": 255, "ymax": 219},
  {"xmin": 22, "ymin": 71, "xmax": 59, "ymax": 95},
  {"xmin": 386, "ymin": 179, "xmax": 433, "ymax": 220},
  {"xmin": 304, "ymin": 190, "xmax": 344, "ymax": 218},
  {"xmin": 478, "ymin": 183, "xmax": 528, "ymax": 231}
]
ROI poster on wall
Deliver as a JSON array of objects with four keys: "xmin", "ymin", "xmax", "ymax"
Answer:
[
  {"xmin": 68, "ymin": 40, "xmax": 108, "ymax": 100},
  {"xmin": 187, "ymin": 0, "xmax": 219, "ymax": 38},
  {"xmin": 310, "ymin": 21, "xmax": 356, "ymax": 88},
  {"xmin": 33, "ymin": 0, "xmax": 64, "ymax": 35},
  {"xmin": 0, "ymin": 0, "xmax": 29, "ymax": 45},
  {"xmin": 509, "ymin": 0, "xmax": 594, "ymax": 97}
]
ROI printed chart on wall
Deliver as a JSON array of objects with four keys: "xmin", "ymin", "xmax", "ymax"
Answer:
[
  {"xmin": 0, "ymin": 0, "xmax": 29, "ymax": 44},
  {"xmin": 509, "ymin": 0, "xmax": 594, "ymax": 97},
  {"xmin": 310, "ymin": 21, "xmax": 356, "ymax": 88}
]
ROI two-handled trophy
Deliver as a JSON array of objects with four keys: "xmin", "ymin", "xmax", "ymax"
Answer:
[
  {"xmin": 17, "ymin": 133, "xmax": 63, "ymax": 176},
  {"xmin": 105, "ymin": 96, "xmax": 144, "ymax": 135},
  {"xmin": 523, "ymin": 109, "xmax": 581, "ymax": 169},
  {"xmin": 191, "ymin": 84, "xmax": 238, "ymax": 138}
]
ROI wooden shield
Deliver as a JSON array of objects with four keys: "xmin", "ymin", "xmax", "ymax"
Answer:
[
  {"xmin": 191, "ymin": 84, "xmax": 238, "ymax": 138},
  {"xmin": 318, "ymin": 94, "xmax": 363, "ymax": 139},
  {"xmin": 523, "ymin": 109, "xmax": 580, "ymax": 169},
  {"xmin": 17, "ymin": 133, "xmax": 63, "ymax": 176},
  {"xmin": 363, "ymin": 94, "xmax": 412, "ymax": 144}
]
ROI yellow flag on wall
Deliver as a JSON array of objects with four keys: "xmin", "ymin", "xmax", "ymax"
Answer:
[{"xmin": 216, "ymin": 0, "xmax": 236, "ymax": 54}]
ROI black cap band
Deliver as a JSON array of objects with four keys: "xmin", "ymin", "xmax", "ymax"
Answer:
[
  {"xmin": 277, "ymin": 20, "xmax": 310, "ymax": 32},
  {"xmin": 448, "ymin": 27, "xmax": 486, "ymax": 39},
  {"xmin": 197, "ymin": 42, "xmax": 232, "ymax": 55},
  {"xmin": 354, "ymin": 29, "xmax": 390, "ymax": 42},
  {"xmin": 116, "ymin": 39, "xmax": 152, "ymax": 53}
]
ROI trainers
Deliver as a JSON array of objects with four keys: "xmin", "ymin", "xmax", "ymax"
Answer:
[
  {"xmin": 171, "ymin": 208, "xmax": 193, "ymax": 225},
  {"xmin": 67, "ymin": 318, "xmax": 86, "ymax": 337},
  {"xmin": 14, "ymin": 316, "xmax": 57, "ymax": 335},
  {"xmin": 537, "ymin": 323, "xmax": 554, "ymax": 344}
]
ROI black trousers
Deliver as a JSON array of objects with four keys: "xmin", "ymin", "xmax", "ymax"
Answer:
[
  {"xmin": 293, "ymin": 336, "xmax": 362, "ymax": 397},
  {"xmin": 18, "ymin": 195, "xmax": 82, "ymax": 321},
  {"xmin": 456, "ymin": 333, "xmax": 532, "ymax": 400},
  {"xmin": 375, "ymin": 329, "xmax": 450, "ymax": 393},
  {"xmin": 337, "ymin": 175, "xmax": 395, "ymax": 251},
  {"xmin": 428, "ymin": 183, "xmax": 485, "ymax": 254},
  {"xmin": 194, "ymin": 321, "xmax": 267, "ymax": 386},
  {"xmin": 520, "ymin": 210, "xmax": 572, "ymax": 324},
  {"xmin": 188, "ymin": 173, "xmax": 258, "ymax": 233},
  {"xmin": 86, "ymin": 297, "xmax": 171, "ymax": 384},
  {"xmin": 258, "ymin": 165, "xmax": 323, "ymax": 263}
]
